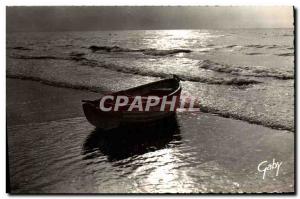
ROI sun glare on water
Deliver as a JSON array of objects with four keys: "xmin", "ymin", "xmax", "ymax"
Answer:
[{"xmin": 144, "ymin": 30, "xmax": 212, "ymax": 50}]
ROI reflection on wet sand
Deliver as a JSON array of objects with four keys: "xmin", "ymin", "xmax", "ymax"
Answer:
[
  {"xmin": 7, "ymin": 113, "xmax": 294, "ymax": 193},
  {"xmin": 83, "ymin": 114, "xmax": 181, "ymax": 161}
]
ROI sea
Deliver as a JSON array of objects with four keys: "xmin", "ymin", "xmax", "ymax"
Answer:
[
  {"xmin": 6, "ymin": 29, "xmax": 295, "ymax": 193},
  {"xmin": 7, "ymin": 29, "xmax": 294, "ymax": 131}
]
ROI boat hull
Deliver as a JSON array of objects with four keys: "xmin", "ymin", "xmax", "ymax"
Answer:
[
  {"xmin": 82, "ymin": 77, "xmax": 182, "ymax": 129},
  {"xmin": 83, "ymin": 103, "xmax": 178, "ymax": 129}
]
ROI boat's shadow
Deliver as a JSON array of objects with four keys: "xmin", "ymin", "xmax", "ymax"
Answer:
[{"xmin": 82, "ymin": 114, "xmax": 181, "ymax": 161}]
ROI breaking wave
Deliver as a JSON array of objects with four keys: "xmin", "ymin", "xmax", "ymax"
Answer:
[
  {"xmin": 276, "ymin": 53, "xmax": 294, "ymax": 57},
  {"xmin": 198, "ymin": 59, "xmax": 293, "ymax": 80},
  {"xmin": 12, "ymin": 51, "xmax": 293, "ymax": 86},
  {"xmin": 194, "ymin": 104, "xmax": 294, "ymax": 132},
  {"xmin": 9, "ymin": 50, "xmax": 292, "ymax": 88},
  {"xmin": 88, "ymin": 45, "xmax": 192, "ymax": 56},
  {"xmin": 10, "ymin": 53, "xmax": 261, "ymax": 87},
  {"xmin": 10, "ymin": 54, "xmax": 261, "ymax": 87},
  {"xmin": 72, "ymin": 55, "xmax": 261, "ymax": 87}
]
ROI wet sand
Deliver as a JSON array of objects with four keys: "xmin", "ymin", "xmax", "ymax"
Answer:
[
  {"xmin": 6, "ymin": 78, "xmax": 101, "ymax": 126},
  {"xmin": 6, "ymin": 78, "xmax": 294, "ymax": 193}
]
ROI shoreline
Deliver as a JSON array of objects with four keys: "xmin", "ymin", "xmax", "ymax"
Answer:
[{"xmin": 6, "ymin": 76, "xmax": 294, "ymax": 132}]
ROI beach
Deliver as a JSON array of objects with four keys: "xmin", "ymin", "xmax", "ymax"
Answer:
[
  {"xmin": 5, "ymin": 5, "xmax": 297, "ymax": 195},
  {"xmin": 7, "ymin": 78, "xmax": 294, "ymax": 193}
]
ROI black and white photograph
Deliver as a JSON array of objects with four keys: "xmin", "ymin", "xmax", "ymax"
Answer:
[{"xmin": 6, "ymin": 5, "xmax": 295, "ymax": 194}]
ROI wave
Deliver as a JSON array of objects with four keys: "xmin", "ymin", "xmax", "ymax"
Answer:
[
  {"xmin": 9, "ymin": 52, "xmax": 292, "ymax": 85},
  {"xmin": 8, "ymin": 46, "xmax": 32, "ymax": 51},
  {"xmin": 245, "ymin": 44, "xmax": 290, "ymax": 50},
  {"xmin": 8, "ymin": 53, "xmax": 264, "ymax": 86},
  {"xmin": 11, "ymin": 55, "xmax": 68, "ymax": 60},
  {"xmin": 197, "ymin": 104, "xmax": 294, "ymax": 132},
  {"xmin": 6, "ymin": 74, "xmax": 293, "ymax": 132},
  {"xmin": 89, "ymin": 45, "xmax": 133, "ymax": 52},
  {"xmin": 267, "ymin": 45, "xmax": 280, "ymax": 49},
  {"xmin": 143, "ymin": 49, "xmax": 192, "ymax": 56},
  {"xmin": 245, "ymin": 52, "xmax": 263, "ymax": 55},
  {"xmin": 246, "ymin": 44, "xmax": 265, "ymax": 48},
  {"xmin": 225, "ymin": 45, "xmax": 238, "ymax": 48},
  {"xmin": 7, "ymin": 55, "xmax": 293, "ymax": 131},
  {"xmin": 276, "ymin": 53, "xmax": 294, "ymax": 57},
  {"xmin": 88, "ymin": 45, "xmax": 192, "ymax": 56},
  {"xmin": 69, "ymin": 52, "xmax": 88, "ymax": 61},
  {"xmin": 198, "ymin": 59, "xmax": 293, "ymax": 80},
  {"xmin": 75, "ymin": 57, "xmax": 260, "ymax": 87},
  {"xmin": 219, "ymin": 44, "xmax": 290, "ymax": 51}
]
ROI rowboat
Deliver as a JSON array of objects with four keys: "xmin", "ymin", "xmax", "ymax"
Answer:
[{"xmin": 82, "ymin": 75, "xmax": 182, "ymax": 129}]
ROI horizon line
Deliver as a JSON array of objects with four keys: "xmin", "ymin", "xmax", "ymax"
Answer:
[{"xmin": 7, "ymin": 27, "xmax": 294, "ymax": 33}]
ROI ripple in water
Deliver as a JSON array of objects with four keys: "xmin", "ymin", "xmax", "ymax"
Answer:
[{"xmin": 7, "ymin": 113, "xmax": 294, "ymax": 193}]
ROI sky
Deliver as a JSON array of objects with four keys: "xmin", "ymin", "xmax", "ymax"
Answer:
[{"xmin": 6, "ymin": 6, "xmax": 294, "ymax": 32}]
